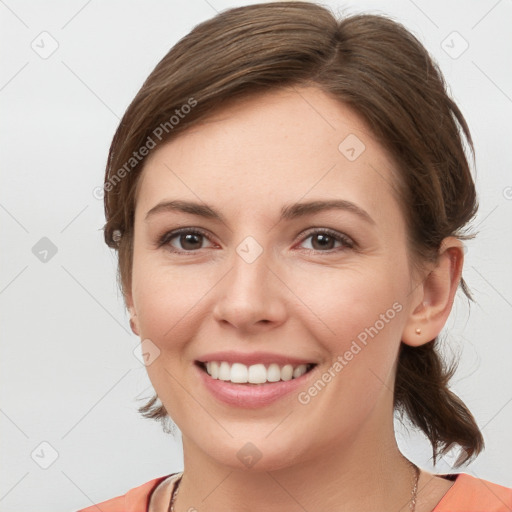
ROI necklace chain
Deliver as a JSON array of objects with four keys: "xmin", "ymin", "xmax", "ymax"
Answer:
[
  {"xmin": 169, "ymin": 464, "xmax": 420, "ymax": 512},
  {"xmin": 168, "ymin": 474, "xmax": 181, "ymax": 512},
  {"xmin": 410, "ymin": 463, "xmax": 420, "ymax": 512}
]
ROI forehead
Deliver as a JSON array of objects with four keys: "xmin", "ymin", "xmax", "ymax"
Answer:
[{"xmin": 135, "ymin": 86, "xmax": 402, "ymax": 226}]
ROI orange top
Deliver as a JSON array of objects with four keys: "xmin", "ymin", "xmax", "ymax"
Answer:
[{"xmin": 76, "ymin": 472, "xmax": 512, "ymax": 512}]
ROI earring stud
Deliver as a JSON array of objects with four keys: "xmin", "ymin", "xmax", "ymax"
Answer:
[{"xmin": 415, "ymin": 328, "xmax": 421, "ymax": 335}]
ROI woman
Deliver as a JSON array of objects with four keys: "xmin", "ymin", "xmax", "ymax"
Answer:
[{"xmin": 78, "ymin": 2, "xmax": 512, "ymax": 511}]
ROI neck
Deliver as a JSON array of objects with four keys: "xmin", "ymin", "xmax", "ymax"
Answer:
[{"xmin": 173, "ymin": 411, "xmax": 417, "ymax": 512}]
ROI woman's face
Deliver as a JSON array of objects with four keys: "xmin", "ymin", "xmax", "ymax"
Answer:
[{"xmin": 128, "ymin": 86, "xmax": 422, "ymax": 470}]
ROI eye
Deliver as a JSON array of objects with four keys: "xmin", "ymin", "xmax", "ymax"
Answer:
[
  {"xmin": 297, "ymin": 228, "xmax": 355, "ymax": 252},
  {"xmin": 157, "ymin": 227, "xmax": 355, "ymax": 254},
  {"xmin": 158, "ymin": 228, "xmax": 215, "ymax": 253}
]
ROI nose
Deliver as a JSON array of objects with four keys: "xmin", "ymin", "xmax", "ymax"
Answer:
[{"xmin": 212, "ymin": 244, "xmax": 287, "ymax": 333}]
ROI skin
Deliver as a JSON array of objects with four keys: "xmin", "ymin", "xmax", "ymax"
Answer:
[{"xmin": 127, "ymin": 86, "xmax": 463, "ymax": 511}]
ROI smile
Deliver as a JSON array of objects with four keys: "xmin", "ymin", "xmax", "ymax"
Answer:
[{"xmin": 199, "ymin": 361, "xmax": 316, "ymax": 384}]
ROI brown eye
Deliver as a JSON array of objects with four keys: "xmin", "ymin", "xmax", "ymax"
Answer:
[
  {"xmin": 175, "ymin": 233, "xmax": 204, "ymax": 250},
  {"xmin": 299, "ymin": 229, "xmax": 354, "ymax": 252},
  {"xmin": 310, "ymin": 233, "xmax": 336, "ymax": 250},
  {"xmin": 158, "ymin": 228, "xmax": 214, "ymax": 253}
]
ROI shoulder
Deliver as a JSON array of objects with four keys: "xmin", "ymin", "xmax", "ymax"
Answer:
[
  {"xmin": 434, "ymin": 473, "xmax": 512, "ymax": 512},
  {"xmin": 76, "ymin": 473, "xmax": 179, "ymax": 512}
]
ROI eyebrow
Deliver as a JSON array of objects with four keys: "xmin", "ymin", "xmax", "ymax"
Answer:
[{"xmin": 145, "ymin": 199, "xmax": 375, "ymax": 225}]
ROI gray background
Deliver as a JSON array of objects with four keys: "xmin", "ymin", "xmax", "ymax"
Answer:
[{"xmin": 1, "ymin": 0, "xmax": 511, "ymax": 510}]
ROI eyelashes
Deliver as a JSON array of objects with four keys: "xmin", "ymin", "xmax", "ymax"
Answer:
[
  {"xmin": 296, "ymin": 228, "xmax": 355, "ymax": 252},
  {"xmin": 157, "ymin": 227, "xmax": 356, "ymax": 255},
  {"xmin": 157, "ymin": 227, "xmax": 214, "ymax": 252}
]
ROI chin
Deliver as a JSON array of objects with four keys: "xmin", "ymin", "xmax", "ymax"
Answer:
[{"xmin": 196, "ymin": 432, "xmax": 309, "ymax": 473}]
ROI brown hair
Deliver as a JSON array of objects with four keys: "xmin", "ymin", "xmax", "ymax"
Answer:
[{"xmin": 103, "ymin": 1, "xmax": 483, "ymax": 465}]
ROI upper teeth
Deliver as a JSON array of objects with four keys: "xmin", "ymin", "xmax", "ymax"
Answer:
[{"xmin": 205, "ymin": 361, "xmax": 311, "ymax": 384}]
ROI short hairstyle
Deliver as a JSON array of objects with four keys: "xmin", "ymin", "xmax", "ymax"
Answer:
[{"xmin": 102, "ymin": 1, "xmax": 483, "ymax": 466}]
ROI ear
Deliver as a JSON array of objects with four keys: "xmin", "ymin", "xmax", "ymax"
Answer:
[
  {"xmin": 402, "ymin": 237, "xmax": 464, "ymax": 347},
  {"xmin": 125, "ymin": 290, "xmax": 140, "ymax": 337}
]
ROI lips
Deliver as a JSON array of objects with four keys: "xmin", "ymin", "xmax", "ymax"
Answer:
[
  {"xmin": 195, "ymin": 359, "xmax": 318, "ymax": 408},
  {"xmin": 194, "ymin": 351, "xmax": 318, "ymax": 408},
  {"xmin": 196, "ymin": 350, "xmax": 316, "ymax": 367}
]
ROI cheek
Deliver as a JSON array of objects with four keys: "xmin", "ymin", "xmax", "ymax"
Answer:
[
  {"xmin": 131, "ymin": 260, "xmax": 219, "ymax": 351},
  {"xmin": 290, "ymin": 270, "xmax": 407, "ymax": 438},
  {"xmin": 293, "ymin": 263, "xmax": 407, "ymax": 349}
]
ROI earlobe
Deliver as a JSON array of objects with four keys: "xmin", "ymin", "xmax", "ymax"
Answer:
[
  {"xmin": 402, "ymin": 237, "xmax": 464, "ymax": 347},
  {"xmin": 129, "ymin": 316, "xmax": 140, "ymax": 336},
  {"xmin": 125, "ymin": 292, "xmax": 140, "ymax": 337}
]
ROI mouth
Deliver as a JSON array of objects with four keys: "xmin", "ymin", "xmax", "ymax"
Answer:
[{"xmin": 195, "ymin": 361, "xmax": 317, "ymax": 385}]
